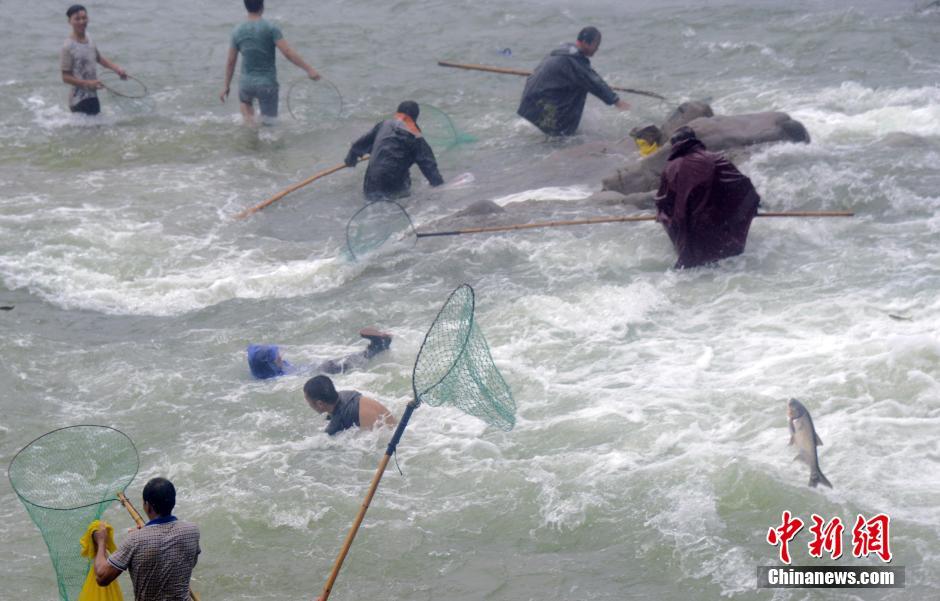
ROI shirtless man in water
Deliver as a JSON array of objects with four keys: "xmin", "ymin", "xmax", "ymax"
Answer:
[{"xmin": 303, "ymin": 374, "xmax": 396, "ymax": 435}]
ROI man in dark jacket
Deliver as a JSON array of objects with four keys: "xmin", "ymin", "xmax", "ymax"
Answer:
[
  {"xmin": 655, "ymin": 127, "xmax": 761, "ymax": 268},
  {"xmin": 517, "ymin": 27, "xmax": 630, "ymax": 136},
  {"xmin": 345, "ymin": 100, "xmax": 444, "ymax": 200}
]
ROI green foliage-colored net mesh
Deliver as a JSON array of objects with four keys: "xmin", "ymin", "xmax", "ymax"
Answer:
[
  {"xmin": 420, "ymin": 105, "xmax": 477, "ymax": 153},
  {"xmin": 412, "ymin": 284, "xmax": 516, "ymax": 431},
  {"xmin": 345, "ymin": 200, "xmax": 416, "ymax": 261},
  {"xmin": 8, "ymin": 426, "xmax": 139, "ymax": 601}
]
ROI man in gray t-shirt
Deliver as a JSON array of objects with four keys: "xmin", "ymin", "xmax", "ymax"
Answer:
[
  {"xmin": 94, "ymin": 477, "xmax": 200, "ymax": 601},
  {"xmin": 220, "ymin": 0, "xmax": 322, "ymax": 126},
  {"xmin": 60, "ymin": 4, "xmax": 129, "ymax": 115}
]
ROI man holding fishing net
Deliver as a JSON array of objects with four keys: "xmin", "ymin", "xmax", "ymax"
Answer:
[
  {"xmin": 344, "ymin": 100, "xmax": 445, "ymax": 200},
  {"xmin": 221, "ymin": 0, "xmax": 322, "ymax": 126},
  {"xmin": 93, "ymin": 477, "xmax": 200, "ymax": 601},
  {"xmin": 517, "ymin": 26, "xmax": 630, "ymax": 136},
  {"xmin": 655, "ymin": 127, "xmax": 761, "ymax": 268},
  {"xmin": 60, "ymin": 4, "xmax": 129, "ymax": 116}
]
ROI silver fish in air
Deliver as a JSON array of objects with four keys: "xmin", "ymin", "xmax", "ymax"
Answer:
[{"xmin": 787, "ymin": 398, "xmax": 833, "ymax": 488}]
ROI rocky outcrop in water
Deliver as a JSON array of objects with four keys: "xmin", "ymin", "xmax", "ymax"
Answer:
[{"xmin": 600, "ymin": 101, "xmax": 810, "ymax": 196}]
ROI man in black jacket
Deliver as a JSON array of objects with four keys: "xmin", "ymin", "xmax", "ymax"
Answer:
[
  {"xmin": 517, "ymin": 27, "xmax": 630, "ymax": 136},
  {"xmin": 345, "ymin": 101, "xmax": 444, "ymax": 200}
]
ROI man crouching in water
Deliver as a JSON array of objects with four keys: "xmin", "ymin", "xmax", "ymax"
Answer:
[
  {"xmin": 655, "ymin": 127, "xmax": 761, "ymax": 268},
  {"xmin": 304, "ymin": 375, "xmax": 396, "ymax": 435},
  {"xmin": 344, "ymin": 101, "xmax": 444, "ymax": 201}
]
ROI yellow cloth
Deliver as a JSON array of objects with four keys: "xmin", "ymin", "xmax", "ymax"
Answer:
[
  {"xmin": 78, "ymin": 520, "xmax": 124, "ymax": 601},
  {"xmin": 635, "ymin": 138, "xmax": 660, "ymax": 157}
]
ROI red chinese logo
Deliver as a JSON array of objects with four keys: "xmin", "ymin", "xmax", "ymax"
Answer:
[
  {"xmin": 852, "ymin": 513, "xmax": 891, "ymax": 562},
  {"xmin": 767, "ymin": 511, "xmax": 805, "ymax": 564},
  {"xmin": 766, "ymin": 512, "xmax": 892, "ymax": 563},
  {"xmin": 808, "ymin": 514, "xmax": 844, "ymax": 560}
]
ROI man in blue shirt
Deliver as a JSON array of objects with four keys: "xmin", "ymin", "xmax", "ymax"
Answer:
[{"xmin": 220, "ymin": 0, "xmax": 321, "ymax": 125}]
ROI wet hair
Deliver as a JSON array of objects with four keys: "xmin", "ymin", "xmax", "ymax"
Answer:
[
  {"xmin": 396, "ymin": 100, "xmax": 420, "ymax": 121},
  {"xmin": 66, "ymin": 4, "xmax": 86, "ymax": 19},
  {"xmin": 577, "ymin": 27, "xmax": 601, "ymax": 46},
  {"xmin": 142, "ymin": 477, "xmax": 176, "ymax": 516},
  {"xmin": 670, "ymin": 126, "xmax": 698, "ymax": 146},
  {"xmin": 304, "ymin": 375, "xmax": 339, "ymax": 405},
  {"xmin": 244, "ymin": 0, "xmax": 264, "ymax": 14}
]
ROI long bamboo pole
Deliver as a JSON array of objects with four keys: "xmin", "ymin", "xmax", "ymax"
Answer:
[
  {"xmin": 415, "ymin": 211, "xmax": 855, "ymax": 238},
  {"xmin": 437, "ymin": 60, "xmax": 668, "ymax": 101},
  {"xmin": 234, "ymin": 155, "xmax": 369, "ymax": 219},
  {"xmin": 318, "ymin": 400, "xmax": 420, "ymax": 601},
  {"xmin": 117, "ymin": 492, "xmax": 201, "ymax": 601}
]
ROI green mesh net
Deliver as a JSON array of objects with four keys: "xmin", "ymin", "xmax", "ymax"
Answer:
[
  {"xmin": 345, "ymin": 200, "xmax": 416, "ymax": 261},
  {"xmin": 8, "ymin": 425, "xmax": 139, "ymax": 601},
  {"xmin": 420, "ymin": 105, "xmax": 477, "ymax": 153},
  {"xmin": 412, "ymin": 284, "xmax": 516, "ymax": 431}
]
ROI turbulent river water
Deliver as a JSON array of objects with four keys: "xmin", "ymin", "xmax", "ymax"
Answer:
[{"xmin": 1, "ymin": 1, "xmax": 939, "ymax": 600}]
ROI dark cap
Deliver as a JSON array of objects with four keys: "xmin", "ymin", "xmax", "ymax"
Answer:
[{"xmin": 669, "ymin": 126, "xmax": 698, "ymax": 146}]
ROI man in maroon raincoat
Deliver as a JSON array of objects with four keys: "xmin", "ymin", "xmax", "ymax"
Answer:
[{"xmin": 655, "ymin": 127, "xmax": 761, "ymax": 268}]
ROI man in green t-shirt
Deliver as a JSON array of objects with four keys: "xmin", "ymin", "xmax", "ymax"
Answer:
[{"xmin": 220, "ymin": 0, "xmax": 321, "ymax": 126}]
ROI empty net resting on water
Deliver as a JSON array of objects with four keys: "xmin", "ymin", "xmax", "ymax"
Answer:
[
  {"xmin": 287, "ymin": 78, "xmax": 344, "ymax": 122},
  {"xmin": 8, "ymin": 425, "xmax": 139, "ymax": 601},
  {"xmin": 99, "ymin": 71, "xmax": 154, "ymax": 115},
  {"xmin": 412, "ymin": 283, "xmax": 516, "ymax": 430},
  {"xmin": 344, "ymin": 200, "xmax": 416, "ymax": 261}
]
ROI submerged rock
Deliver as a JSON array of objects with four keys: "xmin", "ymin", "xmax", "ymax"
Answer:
[{"xmin": 602, "ymin": 101, "xmax": 810, "ymax": 195}]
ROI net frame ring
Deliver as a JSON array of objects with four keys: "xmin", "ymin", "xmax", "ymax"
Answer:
[
  {"xmin": 411, "ymin": 283, "xmax": 477, "ymax": 405},
  {"xmin": 100, "ymin": 72, "xmax": 148, "ymax": 99},
  {"xmin": 8, "ymin": 424, "xmax": 140, "ymax": 511},
  {"xmin": 287, "ymin": 77, "xmax": 344, "ymax": 122},
  {"xmin": 344, "ymin": 199, "xmax": 417, "ymax": 261}
]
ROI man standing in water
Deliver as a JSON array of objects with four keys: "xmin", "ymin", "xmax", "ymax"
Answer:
[
  {"xmin": 517, "ymin": 27, "xmax": 630, "ymax": 136},
  {"xmin": 93, "ymin": 477, "xmax": 201, "ymax": 600},
  {"xmin": 344, "ymin": 101, "xmax": 444, "ymax": 200},
  {"xmin": 304, "ymin": 375, "xmax": 396, "ymax": 435},
  {"xmin": 655, "ymin": 127, "xmax": 761, "ymax": 268},
  {"xmin": 60, "ymin": 4, "xmax": 129, "ymax": 116},
  {"xmin": 220, "ymin": 0, "xmax": 322, "ymax": 126}
]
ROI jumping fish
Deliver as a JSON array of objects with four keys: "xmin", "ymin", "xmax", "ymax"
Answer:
[{"xmin": 787, "ymin": 398, "xmax": 832, "ymax": 488}]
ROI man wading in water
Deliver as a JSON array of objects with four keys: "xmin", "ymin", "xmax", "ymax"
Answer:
[
  {"xmin": 517, "ymin": 26, "xmax": 630, "ymax": 136},
  {"xmin": 60, "ymin": 4, "xmax": 130, "ymax": 116},
  {"xmin": 220, "ymin": 0, "xmax": 322, "ymax": 126},
  {"xmin": 655, "ymin": 127, "xmax": 761, "ymax": 268}
]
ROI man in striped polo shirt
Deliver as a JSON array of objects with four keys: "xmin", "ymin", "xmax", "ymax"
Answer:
[{"xmin": 94, "ymin": 477, "xmax": 200, "ymax": 601}]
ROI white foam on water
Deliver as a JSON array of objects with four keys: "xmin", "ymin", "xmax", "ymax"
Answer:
[{"xmin": 489, "ymin": 185, "xmax": 594, "ymax": 207}]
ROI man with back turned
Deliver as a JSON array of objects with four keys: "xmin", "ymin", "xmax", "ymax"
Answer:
[
  {"xmin": 655, "ymin": 127, "xmax": 761, "ymax": 268},
  {"xmin": 93, "ymin": 477, "xmax": 200, "ymax": 601},
  {"xmin": 517, "ymin": 26, "xmax": 630, "ymax": 136}
]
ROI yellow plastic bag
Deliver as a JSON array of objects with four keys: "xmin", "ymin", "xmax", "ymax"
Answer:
[
  {"xmin": 78, "ymin": 520, "xmax": 124, "ymax": 601},
  {"xmin": 635, "ymin": 138, "xmax": 660, "ymax": 157}
]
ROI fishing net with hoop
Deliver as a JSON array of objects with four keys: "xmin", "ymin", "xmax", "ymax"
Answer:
[
  {"xmin": 412, "ymin": 283, "xmax": 515, "ymax": 430},
  {"xmin": 100, "ymin": 71, "xmax": 154, "ymax": 115},
  {"xmin": 8, "ymin": 425, "xmax": 139, "ymax": 601},
  {"xmin": 344, "ymin": 200, "xmax": 416, "ymax": 261},
  {"xmin": 287, "ymin": 78, "xmax": 344, "ymax": 122}
]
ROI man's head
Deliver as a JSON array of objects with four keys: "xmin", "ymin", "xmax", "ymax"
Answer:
[
  {"xmin": 669, "ymin": 126, "xmax": 698, "ymax": 146},
  {"xmin": 142, "ymin": 477, "xmax": 176, "ymax": 517},
  {"xmin": 576, "ymin": 27, "xmax": 602, "ymax": 57},
  {"xmin": 304, "ymin": 375, "xmax": 339, "ymax": 414},
  {"xmin": 244, "ymin": 0, "xmax": 264, "ymax": 14},
  {"xmin": 396, "ymin": 100, "xmax": 420, "ymax": 122},
  {"xmin": 66, "ymin": 5, "xmax": 88, "ymax": 33}
]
